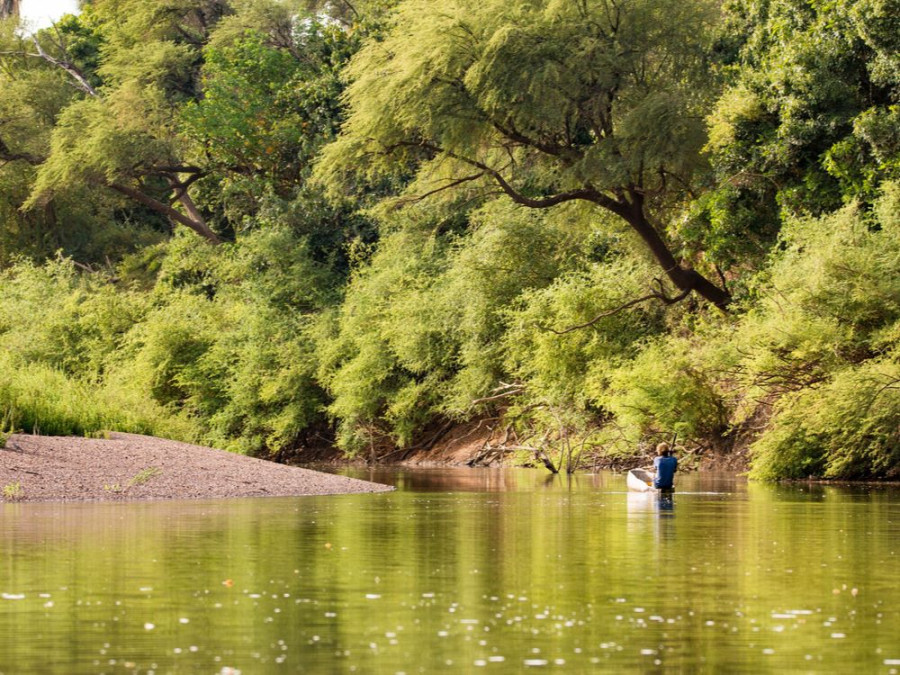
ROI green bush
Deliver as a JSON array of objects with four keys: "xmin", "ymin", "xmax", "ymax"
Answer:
[
  {"xmin": 602, "ymin": 338, "xmax": 728, "ymax": 449},
  {"xmin": 316, "ymin": 201, "xmax": 583, "ymax": 452},
  {"xmin": 740, "ymin": 184, "xmax": 900, "ymax": 478},
  {"xmin": 750, "ymin": 360, "xmax": 900, "ymax": 480},
  {"xmin": 504, "ymin": 254, "xmax": 667, "ymax": 408},
  {"xmin": 0, "ymin": 351, "xmax": 192, "ymax": 439}
]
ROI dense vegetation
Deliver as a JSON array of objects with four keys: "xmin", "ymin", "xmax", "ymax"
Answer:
[{"xmin": 0, "ymin": 0, "xmax": 897, "ymax": 479}]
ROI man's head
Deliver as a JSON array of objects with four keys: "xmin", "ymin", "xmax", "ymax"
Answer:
[{"xmin": 656, "ymin": 442, "xmax": 671, "ymax": 457}]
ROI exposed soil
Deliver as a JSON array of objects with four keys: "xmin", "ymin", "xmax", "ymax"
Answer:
[
  {"xmin": 0, "ymin": 432, "xmax": 394, "ymax": 503},
  {"xmin": 288, "ymin": 418, "xmax": 752, "ymax": 474}
]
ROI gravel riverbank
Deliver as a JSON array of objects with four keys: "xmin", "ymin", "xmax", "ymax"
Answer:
[{"xmin": 0, "ymin": 432, "xmax": 393, "ymax": 502}]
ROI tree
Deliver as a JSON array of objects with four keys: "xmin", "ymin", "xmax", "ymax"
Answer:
[
  {"xmin": 14, "ymin": 0, "xmax": 374, "ymax": 247},
  {"xmin": 0, "ymin": 1, "xmax": 230, "ymax": 244},
  {"xmin": 0, "ymin": 0, "xmax": 18, "ymax": 20},
  {"xmin": 698, "ymin": 0, "xmax": 900, "ymax": 261},
  {"xmin": 317, "ymin": 0, "xmax": 732, "ymax": 309},
  {"xmin": 0, "ymin": 14, "xmax": 159, "ymax": 264}
]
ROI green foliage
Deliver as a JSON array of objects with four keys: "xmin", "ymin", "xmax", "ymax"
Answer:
[
  {"xmin": 114, "ymin": 226, "xmax": 336, "ymax": 455},
  {"xmin": 316, "ymin": 201, "xmax": 580, "ymax": 452},
  {"xmin": 2, "ymin": 482, "xmax": 23, "ymax": 501},
  {"xmin": 0, "ymin": 225, "xmax": 338, "ymax": 456},
  {"xmin": 0, "ymin": 258, "xmax": 148, "ymax": 377},
  {"xmin": 603, "ymin": 338, "xmax": 728, "ymax": 448},
  {"xmin": 750, "ymin": 360, "xmax": 900, "ymax": 480},
  {"xmin": 0, "ymin": 14, "xmax": 161, "ymax": 264},
  {"xmin": 0, "ymin": 259, "xmax": 188, "ymax": 438},
  {"xmin": 1, "ymin": 0, "xmax": 898, "ymax": 481},
  {"xmin": 319, "ymin": 0, "xmax": 718, "ymax": 195},
  {"xmin": 182, "ymin": 16, "xmax": 358, "ymax": 221},
  {"xmin": 737, "ymin": 185, "xmax": 900, "ymax": 478},
  {"xmin": 504, "ymin": 255, "xmax": 667, "ymax": 407},
  {"xmin": 0, "ymin": 350, "xmax": 189, "ymax": 438},
  {"xmin": 697, "ymin": 0, "xmax": 900, "ymax": 267}
]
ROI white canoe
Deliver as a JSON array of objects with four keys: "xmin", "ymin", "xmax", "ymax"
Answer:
[{"xmin": 627, "ymin": 468, "xmax": 656, "ymax": 492}]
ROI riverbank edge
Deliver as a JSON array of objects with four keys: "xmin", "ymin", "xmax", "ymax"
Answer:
[{"xmin": 287, "ymin": 418, "xmax": 753, "ymax": 475}]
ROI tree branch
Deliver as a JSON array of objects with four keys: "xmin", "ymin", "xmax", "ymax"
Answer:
[
  {"xmin": 546, "ymin": 284, "xmax": 691, "ymax": 335},
  {"xmin": 396, "ymin": 172, "xmax": 485, "ymax": 204},
  {"xmin": 0, "ymin": 136, "xmax": 42, "ymax": 165},
  {"xmin": 470, "ymin": 384, "xmax": 525, "ymax": 406},
  {"xmin": 28, "ymin": 36, "xmax": 97, "ymax": 97},
  {"xmin": 108, "ymin": 182, "xmax": 221, "ymax": 244}
]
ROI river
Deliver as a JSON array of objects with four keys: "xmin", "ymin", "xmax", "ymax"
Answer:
[{"xmin": 1, "ymin": 468, "xmax": 898, "ymax": 673}]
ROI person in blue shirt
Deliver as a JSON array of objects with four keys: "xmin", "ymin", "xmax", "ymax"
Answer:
[{"xmin": 653, "ymin": 442, "xmax": 678, "ymax": 490}]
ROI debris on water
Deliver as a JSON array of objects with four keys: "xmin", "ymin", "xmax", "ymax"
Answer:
[
  {"xmin": 2, "ymin": 593, "xmax": 25, "ymax": 600},
  {"xmin": 144, "ymin": 623, "xmax": 155, "ymax": 630}
]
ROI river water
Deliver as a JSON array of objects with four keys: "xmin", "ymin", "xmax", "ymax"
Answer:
[{"xmin": 1, "ymin": 468, "xmax": 898, "ymax": 673}]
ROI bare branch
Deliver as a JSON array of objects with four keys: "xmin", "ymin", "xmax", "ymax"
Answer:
[
  {"xmin": 396, "ymin": 172, "xmax": 485, "ymax": 204},
  {"xmin": 29, "ymin": 35, "xmax": 97, "ymax": 97},
  {"xmin": 546, "ymin": 285, "xmax": 691, "ymax": 335},
  {"xmin": 470, "ymin": 387, "xmax": 525, "ymax": 406}
]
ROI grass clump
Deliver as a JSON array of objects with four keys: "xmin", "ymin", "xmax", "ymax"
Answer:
[{"xmin": 2, "ymin": 482, "xmax": 23, "ymax": 501}]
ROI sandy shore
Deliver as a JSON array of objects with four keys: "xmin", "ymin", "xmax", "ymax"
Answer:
[{"xmin": 0, "ymin": 433, "xmax": 393, "ymax": 502}]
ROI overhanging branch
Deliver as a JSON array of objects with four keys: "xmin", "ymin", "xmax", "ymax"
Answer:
[{"xmin": 546, "ymin": 283, "xmax": 691, "ymax": 335}]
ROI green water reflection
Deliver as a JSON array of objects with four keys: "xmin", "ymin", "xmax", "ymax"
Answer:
[{"xmin": 1, "ymin": 469, "xmax": 899, "ymax": 673}]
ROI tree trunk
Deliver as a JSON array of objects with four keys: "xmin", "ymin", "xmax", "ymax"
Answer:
[
  {"xmin": 0, "ymin": 0, "xmax": 19, "ymax": 19},
  {"xmin": 619, "ymin": 197, "xmax": 732, "ymax": 310}
]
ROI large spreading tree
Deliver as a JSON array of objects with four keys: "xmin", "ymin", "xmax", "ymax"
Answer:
[{"xmin": 317, "ymin": 0, "xmax": 732, "ymax": 309}]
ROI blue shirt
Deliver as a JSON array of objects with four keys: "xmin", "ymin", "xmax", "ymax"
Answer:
[{"xmin": 653, "ymin": 455, "xmax": 677, "ymax": 489}]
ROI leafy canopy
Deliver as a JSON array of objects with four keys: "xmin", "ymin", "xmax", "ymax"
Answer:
[{"xmin": 318, "ymin": 0, "xmax": 718, "ymax": 211}]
